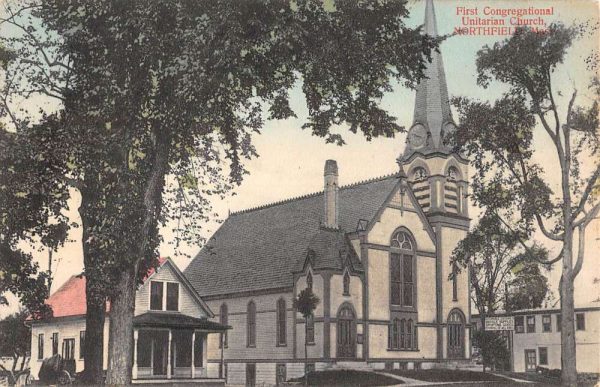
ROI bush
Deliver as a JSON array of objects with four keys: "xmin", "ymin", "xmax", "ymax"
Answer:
[{"xmin": 472, "ymin": 330, "xmax": 510, "ymax": 370}]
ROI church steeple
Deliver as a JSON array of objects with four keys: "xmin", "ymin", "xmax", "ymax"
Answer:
[{"xmin": 403, "ymin": 0, "xmax": 455, "ymax": 160}]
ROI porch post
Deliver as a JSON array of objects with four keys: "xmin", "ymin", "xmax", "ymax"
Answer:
[
  {"xmin": 167, "ymin": 329, "xmax": 172, "ymax": 379},
  {"xmin": 191, "ymin": 331, "xmax": 196, "ymax": 379},
  {"xmin": 133, "ymin": 329, "xmax": 138, "ymax": 380}
]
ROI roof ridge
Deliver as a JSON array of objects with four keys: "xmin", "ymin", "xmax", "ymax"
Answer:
[{"xmin": 230, "ymin": 171, "xmax": 399, "ymax": 216}]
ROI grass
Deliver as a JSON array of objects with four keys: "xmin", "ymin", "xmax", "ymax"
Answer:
[
  {"xmin": 496, "ymin": 371, "xmax": 599, "ymax": 386},
  {"xmin": 288, "ymin": 369, "xmax": 402, "ymax": 386},
  {"xmin": 388, "ymin": 369, "xmax": 508, "ymax": 382}
]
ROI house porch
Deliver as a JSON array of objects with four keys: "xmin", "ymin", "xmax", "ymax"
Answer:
[{"xmin": 133, "ymin": 312, "xmax": 229, "ymax": 381}]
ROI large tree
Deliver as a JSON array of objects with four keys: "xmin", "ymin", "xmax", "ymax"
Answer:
[
  {"xmin": 2, "ymin": 0, "xmax": 440, "ymax": 384},
  {"xmin": 452, "ymin": 24, "xmax": 599, "ymax": 386},
  {"xmin": 452, "ymin": 213, "xmax": 550, "ymax": 321}
]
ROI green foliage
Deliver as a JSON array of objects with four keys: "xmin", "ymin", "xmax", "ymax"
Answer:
[
  {"xmin": 0, "ymin": 310, "xmax": 30, "ymax": 358},
  {"xmin": 505, "ymin": 261, "xmax": 549, "ymax": 312},
  {"xmin": 472, "ymin": 330, "xmax": 510, "ymax": 371},
  {"xmin": 294, "ymin": 287, "xmax": 320, "ymax": 318},
  {"xmin": 0, "ymin": 119, "xmax": 71, "ymax": 317},
  {"xmin": 0, "ymin": 311, "xmax": 32, "ymax": 385},
  {"xmin": 451, "ymin": 213, "xmax": 549, "ymax": 316}
]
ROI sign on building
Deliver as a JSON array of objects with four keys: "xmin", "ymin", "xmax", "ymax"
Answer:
[{"xmin": 485, "ymin": 316, "xmax": 514, "ymax": 331}]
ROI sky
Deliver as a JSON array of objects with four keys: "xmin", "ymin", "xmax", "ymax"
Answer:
[{"xmin": 1, "ymin": 0, "xmax": 599, "ymax": 317}]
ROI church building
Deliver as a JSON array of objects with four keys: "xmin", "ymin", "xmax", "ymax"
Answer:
[{"xmin": 184, "ymin": 0, "xmax": 472, "ymax": 385}]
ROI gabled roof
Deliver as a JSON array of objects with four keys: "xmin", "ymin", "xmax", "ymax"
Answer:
[
  {"xmin": 31, "ymin": 257, "xmax": 213, "ymax": 321},
  {"xmin": 39, "ymin": 275, "xmax": 108, "ymax": 319},
  {"xmin": 294, "ymin": 227, "xmax": 363, "ymax": 274},
  {"xmin": 185, "ymin": 174, "xmax": 399, "ymax": 298}
]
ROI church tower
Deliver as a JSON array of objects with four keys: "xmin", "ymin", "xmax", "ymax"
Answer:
[{"xmin": 400, "ymin": 0, "xmax": 471, "ymax": 360}]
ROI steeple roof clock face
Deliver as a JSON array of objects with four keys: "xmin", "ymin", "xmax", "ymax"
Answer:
[{"xmin": 408, "ymin": 124, "xmax": 428, "ymax": 149}]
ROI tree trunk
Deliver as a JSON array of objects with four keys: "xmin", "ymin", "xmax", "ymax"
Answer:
[
  {"xmin": 82, "ymin": 282, "xmax": 106, "ymax": 384},
  {"xmin": 560, "ymin": 238, "xmax": 577, "ymax": 387},
  {"xmin": 105, "ymin": 267, "xmax": 136, "ymax": 385},
  {"xmin": 105, "ymin": 129, "xmax": 171, "ymax": 385},
  {"xmin": 80, "ymin": 188, "xmax": 107, "ymax": 385}
]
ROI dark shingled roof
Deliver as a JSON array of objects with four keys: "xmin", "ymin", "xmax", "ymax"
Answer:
[
  {"xmin": 133, "ymin": 312, "xmax": 229, "ymax": 331},
  {"xmin": 185, "ymin": 174, "xmax": 399, "ymax": 297},
  {"xmin": 294, "ymin": 227, "xmax": 363, "ymax": 273}
]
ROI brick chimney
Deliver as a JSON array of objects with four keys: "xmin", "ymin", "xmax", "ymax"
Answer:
[{"xmin": 324, "ymin": 160, "xmax": 339, "ymax": 228}]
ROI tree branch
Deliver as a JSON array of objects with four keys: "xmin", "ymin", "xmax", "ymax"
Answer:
[
  {"xmin": 0, "ymin": 7, "xmax": 71, "ymax": 71},
  {"xmin": 493, "ymin": 212, "xmax": 563, "ymax": 265},
  {"xmin": 572, "ymin": 165, "xmax": 600, "ymax": 221},
  {"xmin": 574, "ymin": 201, "xmax": 600, "ymax": 228},
  {"xmin": 573, "ymin": 225, "xmax": 586, "ymax": 278}
]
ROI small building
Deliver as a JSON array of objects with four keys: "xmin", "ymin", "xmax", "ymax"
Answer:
[
  {"xmin": 28, "ymin": 258, "xmax": 229, "ymax": 383},
  {"xmin": 472, "ymin": 307, "xmax": 600, "ymax": 373}
]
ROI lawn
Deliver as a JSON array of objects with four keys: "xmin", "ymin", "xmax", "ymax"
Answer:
[
  {"xmin": 389, "ymin": 369, "xmax": 507, "ymax": 382},
  {"xmin": 288, "ymin": 369, "xmax": 402, "ymax": 386},
  {"xmin": 496, "ymin": 371, "xmax": 599, "ymax": 386}
]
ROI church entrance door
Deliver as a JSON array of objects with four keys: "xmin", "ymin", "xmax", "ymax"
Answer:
[
  {"xmin": 447, "ymin": 310, "xmax": 465, "ymax": 359},
  {"xmin": 336, "ymin": 305, "xmax": 356, "ymax": 358}
]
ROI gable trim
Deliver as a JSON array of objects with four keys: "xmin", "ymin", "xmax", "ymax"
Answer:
[
  {"xmin": 156, "ymin": 258, "xmax": 215, "ymax": 318},
  {"xmin": 366, "ymin": 178, "xmax": 437, "ymax": 246}
]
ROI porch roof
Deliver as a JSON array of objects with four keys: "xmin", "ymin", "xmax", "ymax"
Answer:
[{"xmin": 133, "ymin": 312, "xmax": 230, "ymax": 331}]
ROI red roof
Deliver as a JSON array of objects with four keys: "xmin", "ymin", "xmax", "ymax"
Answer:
[
  {"xmin": 45, "ymin": 275, "xmax": 101, "ymax": 318},
  {"xmin": 40, "ymin": 257, "xmax": 168, "ymax": 319}
]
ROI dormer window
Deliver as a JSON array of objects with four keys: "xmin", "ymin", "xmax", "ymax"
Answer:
[
  {"xmin": 413, "ymin": 167, "xmax": 427, "ymax": 181},
  {"xmin": 306, "ymin": 272, "xmax": 313, "ymax": 291},
  {"xmin": 150, "ymin": 281, "xmax": 179, "ymax": 311}
]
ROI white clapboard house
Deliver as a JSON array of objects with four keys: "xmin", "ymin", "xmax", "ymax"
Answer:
[{"xmin": 28, "ymin": 258, "xmax": 229, "ymax": 383}]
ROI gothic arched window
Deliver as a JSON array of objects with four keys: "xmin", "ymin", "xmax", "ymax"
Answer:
[
  {"xmin": 447, "ymin": 166, "xmax": 459, "ymax": 181},
  {"xmin": 220, "ymin": 303, "xmax": 228, "ymax": 348},
  {"xmin": 276, "ymin": 298, "xmax": 286, "ymax": 346},
  {"xmin": 390, "ymin": 230, "xmax": 415, "ymax": 307},
  {"xmin": 412, "ymin": 167, "xmax": 428, "ymax": 181},
  {"xmin": 343, "ymin": 271, "xmax": 350, "ymax": 296},
  {"xmin": 391, "ymin": 231, "xmax": 413, "ymax": 250},
  {"xmin": 247, "ymin": 301, "xmax": 256, "ymax": 347}
]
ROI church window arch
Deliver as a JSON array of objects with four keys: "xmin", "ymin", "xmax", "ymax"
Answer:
[
  {"xmin": 276, "ymin": 298, "xmax": 287, "ymax": 346},
  {"xmin": 247, "ymin": 301, "xmax": 256, "ymax": 347},
  {"xmin": 390, "ymin": 229, "xmax": 416, "ymax": 308},
  {"xmin": 391, "ymin": 230, "xmax": 413, "ymax": 250},
  {"xmin": 447, "ymin": 166, "xmax": 459, "ymax": 181},
  {"xmin": 343, "ymin": 271, "xmax": 350, "ymax": 296},
  {"xmin": 412, "ymin": 166, "xmax": 428, "ymax": 181},
  {"xmin": 447, "ymin": 309, "xmax": 466, "ymax": 358}
]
